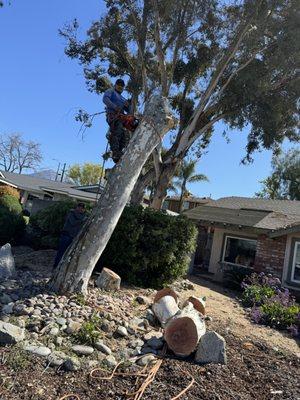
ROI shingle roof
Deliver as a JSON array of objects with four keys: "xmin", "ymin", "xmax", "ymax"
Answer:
[
  {"xmin": 208, "ymin": 196, "xmax": 300, "ymax": 216},
  {"xmin": 184, "ymin": 196, "xmax": 300, "ymax": 235},
  {"xmin": 0, "ymin": 171, "xmax": 99, "ymax": 202}
]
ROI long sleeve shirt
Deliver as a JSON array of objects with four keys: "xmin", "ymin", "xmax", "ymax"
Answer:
[{"xmin": 103, "ymin": 88, "xmax": 132, "ymax": 114}]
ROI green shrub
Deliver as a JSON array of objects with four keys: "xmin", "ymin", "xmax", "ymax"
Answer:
[
  {"xmin": 259, "ymin": 302, "xmax": 300, "ymax": 330},
  {"xmin": 241, "ymin": 284, "xmax": 276, "ymax": 307},
  {"xmin": 73, "ymin": 314, "xmax": 101, "ymax": 345},
  {"xmin": 0, "ymin": 194, "xmax": 25, "ymax": 245},
  {"xmin": 30, "ymin": 200, "xmax": 76, "ymax": 236},
  {"xmin": 99, "ymin": 205, "xmax": 197, "ymax": 289},
  {"xmin": 0, "ymin": 194, "xmax": 22, "ymax": 214},
  {"xmin": 223, "ymin": 264, "xmax": 253, "ymax": 290},
  {"xmin": 0, "ymin": 185, "xmax": 20, "ymax": 199}
]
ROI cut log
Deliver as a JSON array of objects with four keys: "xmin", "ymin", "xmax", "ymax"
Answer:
[
  {"xmin": 96, "ymin": 268, "xmax": 121, "ymax": 291},
  {"xmin": 152, "ymin": 295, "xmax": 179, "ymax": 326},
  {"xmin": 183, "ymin": 296, "xmax": 206, "ymax": 315},
  {"xmin": 164, "ymin": 303, "xmax": 206, "ymax": 357},
  {"xmin": 154, "ymin": 288, "xmax": 178, "ymax": 304}
]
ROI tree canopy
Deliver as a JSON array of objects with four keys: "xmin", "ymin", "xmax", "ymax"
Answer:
[
  {"xmin": 61, "ymin": 0, "xmax": 300, "ymax": 207},
  {"xmin": 256, "ymin": 149, "xmax": 300, "ymax": 200},
  {"xmin": 67, "ymin": 162, "xmax": 105, "ymax": 185}
]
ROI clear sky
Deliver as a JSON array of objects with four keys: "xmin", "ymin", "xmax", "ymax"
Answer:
[{"xmin": 0, "ymin": 1, "xmax": 292, "ymax": 199}]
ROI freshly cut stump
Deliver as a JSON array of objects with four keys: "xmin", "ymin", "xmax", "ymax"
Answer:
[
  {"xmin": 154, "ymin": 288, "xmax": 178, "ymax": 304},
  {"xmin": 96, "ymin": 268, "xmax": 121, "ymax": 291},
  {"xmin": 164, "ymin": 303, "xmax": 206, "ymax": 357},
  {"xmin": 184, "ymin": 296, "xmax": 206, "ymax": 315}
]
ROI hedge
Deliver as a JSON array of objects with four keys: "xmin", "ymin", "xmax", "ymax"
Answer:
[
  {"xmin": 99, "ymin": 205, "xmax": 197, "ymax": 288},
  {"xmin": 0, "ymin": 195, "xmax": 25, "ymax": 246},
  {"xmin": 0, "ymin": 185, "xmax": 20, "ymax": 199}
]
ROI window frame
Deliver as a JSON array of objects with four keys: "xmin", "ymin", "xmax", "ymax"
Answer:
[
  {"xmin": 290, "ymin": 240, "xmax": 300, "ymax": 284},
  {"xmin": 221, "ymin": 234, "xmax": 257, "ymax": 268}
]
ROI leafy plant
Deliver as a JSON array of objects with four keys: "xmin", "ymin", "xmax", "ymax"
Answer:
[
  {"xmin": 241, "ymin": 284, "xmax": 276, "ymax": 307},
  {"xmin": 73, "ymin": 314, "xmax": 101, "ymax": 345},
  {"xmin": 0, "ymin": 195, "xmax": 25, "ymax": 245},
  {"xmin": 99, "ymin": 205, "xmax": 197, "ymax": 288},
  {"xmin": 241, "ymin": 272, "xmax": 300, "ymax": 337},
  {"xmin": 0, "ymin": 185, "xmax": 20, "ymax": 199}
]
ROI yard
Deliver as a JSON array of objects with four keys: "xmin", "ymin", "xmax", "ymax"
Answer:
[{"xmin": 0, "ymin": 248, "xmax": 299, "ymax": 400}]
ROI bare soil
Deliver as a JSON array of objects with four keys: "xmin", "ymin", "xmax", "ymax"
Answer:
[{"xmin": 1, "ymin": 249, "xmax": 299, "ymax": 399}]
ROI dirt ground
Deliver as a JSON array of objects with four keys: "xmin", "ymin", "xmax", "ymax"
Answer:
[
  {"xmin": 1, "ymin": 252, "xmax": 299, "ymax": 400},
  {"xmin": 188, "ymin": 276, "xmax": 300, "ymax": 357}
]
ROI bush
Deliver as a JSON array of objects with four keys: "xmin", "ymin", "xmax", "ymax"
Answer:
[
  {"xmin": 223, "ymin": 264, "xmax": 253, "ymax": 290},
  {"xmin": 30, "ymin": 200, "xmax": 76, "ymax": 236},
  {"xmin": 0, "ymin": 185, "xmax": 20, "ymax": 199},
  {"xmin": 241, "ymin": 272, "xmax": 300, "ymax": 337},
  {"xmin": 0, "ymin": 194, "xmax": 25, "ymax": 245},
  {"xmin": 99, "ymin": 205, "xmax": 197, "ymax": 289},
  {"xmin": 0, "ymin": 194, "xmax": 22, "ymax": 214}
]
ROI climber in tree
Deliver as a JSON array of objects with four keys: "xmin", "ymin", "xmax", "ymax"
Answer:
[{"xmin": 103, "ymin": 79, "xmax": 138, "ymax": 163}]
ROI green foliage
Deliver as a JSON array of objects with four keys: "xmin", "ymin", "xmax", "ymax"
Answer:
[
  {"xmin": 0, "ymin": 194, "xmax": 22, "ymax": 214},
  {"xmin": 0, "ymin": 195, "xmax": 25, "ymax": 245},
  {"xmin": 73, "ymin": 315, "xmax": 101, "ymax": 345},
  {"xmin": 256, "ymin": 149, "xmax": 300, "ymax": 200},
  {"xmin": 67, "ymin": 163, "xmax": 105, "ymax": 186},
  {"xmin": 0, "ymin": 185, "xmax": 20, "ymax": 199},
  {"xmin": 223, "ymin": 265, "xmax": 253, "ymax": 290},
  {"xmin": 6, "ymin": 347, "xmax": 30, "ymax": 372},
  {"xmin": 30, "ymin": 200, "xmax": 76, "ymax": 236},
  {"xmin": 260, "ymin": 302, "xmax": 300, "ymax": 330},
  {"xmin": 241, "ymin": 284, "xmax": 276, "ymax": 307},
  {"xmin": 100, "ymin": 205, "xmax": 197, "ymax": 288}
]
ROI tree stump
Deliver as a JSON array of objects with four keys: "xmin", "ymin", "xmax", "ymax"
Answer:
[
  {"xmin": 164, "ymin": 303, "xmax": 206, "ymax": 357},
  {"xmin": 183, "ymin": 296, "xmax": 206, "ymax": 315},
  {"xmin": 152, "ymin": 288, "xmax": 179, "ymax": 326},
  {"xmin": 96, "ymin": 268, "xmax": 121, "ymax": 291}
]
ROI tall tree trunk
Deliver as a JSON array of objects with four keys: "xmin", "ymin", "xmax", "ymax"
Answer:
[
  {"xmin": 178, "ymin": 179, "xmax": 186, "ymax": 213},
  {"xmin": 50, "ymin": 95, "xmax": 174, "ymax": 295},
  {"xmin": 130, "ymin": 168, "xmax": 155, "ymax": 205},
  {"xmin": 150, "ymin": 163, "xmax": 178, "ymax": 209}
]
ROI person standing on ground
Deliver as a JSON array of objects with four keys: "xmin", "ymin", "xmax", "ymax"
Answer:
[{"xmin": 53, "ymin": 202, "xmax": 87, "ymax": 268}]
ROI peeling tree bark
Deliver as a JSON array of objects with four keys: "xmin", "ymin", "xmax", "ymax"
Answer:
[{"xmin": 50, "ymin": 95, "xmax": 174, "ymax": 295}]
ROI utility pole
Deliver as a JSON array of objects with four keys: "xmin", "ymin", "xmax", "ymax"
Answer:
[
  {"xmin": 55, "ymin": 162, "xmax": 61, "ymax": 181},
  {"xmin": 60, "ymin": 163, "xmax": 67, "ymax": 182}
]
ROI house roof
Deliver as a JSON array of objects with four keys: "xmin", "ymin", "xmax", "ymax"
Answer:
[
  {"xmin": 0, "ymin": 171, "xmax": 100, "ymax": 202},
  {"xmin": 207, "ymin": 196, "xmax": 300, "ymax": 216},
  {"xmin": 184, "ymin": 196, "xmax": 300, "ymax": 236},
  {"xmin": 166, "ymin": 195, "xmax": 214, "ymax": 204}
]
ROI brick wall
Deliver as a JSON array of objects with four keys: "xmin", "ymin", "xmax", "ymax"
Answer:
[{"xmin": 254, "ymin": 234, "xmax": 287, "ymax": 277}]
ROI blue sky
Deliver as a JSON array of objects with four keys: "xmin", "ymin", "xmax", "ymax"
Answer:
[{"xmin": 0, "ymin": 1, "xmax": 291, "ymax": 199}]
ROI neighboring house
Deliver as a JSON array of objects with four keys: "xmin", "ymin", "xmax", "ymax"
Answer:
[
  {"xmin": 0, "ymin": 171, "xmax": 104, "ymax": 214},
  {"xmin": 162, "ymin": 196, "xmax": 213, "ymax": 213},
  {"xmin": 185, "ymin": 196, "xmax": 300, "ymax": 292}
]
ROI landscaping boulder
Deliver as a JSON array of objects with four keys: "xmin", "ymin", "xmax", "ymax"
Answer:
[
  {"xmin": 195, "ymin": 331, "xmax": 227, "ymax": 365},
  {"xmin": 96, "ymin": 268, "xmax": 121, "ymax": 291},
  {"xmin": 0, "ymin": 243, "xmax": 15, "ymax": 280},
  {"xmin": 0, "ymin": 321, "xmax": 25, "ymax": 345}
]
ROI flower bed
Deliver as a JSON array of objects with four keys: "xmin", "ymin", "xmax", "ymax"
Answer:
[{"xmin": 241, "ymin": 273, "xmax": 300, "ymax": 338}]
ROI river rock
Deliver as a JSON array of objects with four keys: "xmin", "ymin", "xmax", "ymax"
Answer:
[
  {"xmin": 71, "ymin": 345, "xmax": 94, "ymax": 356},
  {"xmin": 195, "ymin": 331, "xmax": 227, "ymax": 365},
  {"xmin": 0, "ymin": 321, "xmax": 25, "ymax": 344},
  {"xmin": 0, "ymin": 244, "xmax": 15, "ymax": 280},
  {"xmin": 23, "ymin": 345, "xmax": 51, "ymax": 357}
]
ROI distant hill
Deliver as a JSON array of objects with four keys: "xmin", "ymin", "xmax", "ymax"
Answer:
[{"xmin": 29, "ymin": 169, "xmax": 59, "ymax": 181}]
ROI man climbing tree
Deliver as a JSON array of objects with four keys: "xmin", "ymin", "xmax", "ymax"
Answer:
[{"xmin": 103, "ymin": 79, "xmax": 139, "ymax": 163}]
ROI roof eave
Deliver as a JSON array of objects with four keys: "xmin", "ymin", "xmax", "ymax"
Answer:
[{"xmin": 269, "ymin": 224, "xmax": 300, "ymax": 238}]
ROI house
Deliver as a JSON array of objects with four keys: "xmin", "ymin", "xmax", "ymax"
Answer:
[
  {"xmin": 162, "ymin": 195, "xmax": 213, "ymax": 213},
  {"xmin": 0, "ymin": 171, "xmax": 104, "ymax": 214},
  {"xmin": 184, "ymin": 196, "xmax": 300, "ymax": 292}
]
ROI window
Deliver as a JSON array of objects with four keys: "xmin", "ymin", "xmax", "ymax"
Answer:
[
  {"xmin": 291, "ymin": 241, "xmax": 300, "ymax": 283},
  {"xmin": 183, "ymin": 201, "xmax": 190, "ymax": 210},
  {"xmin": 162, "ymin": 200, "xmax": 169, "ymax": 210},
  {"xmin": 222, "ymin": 235, "xmax": 257, "ymax": 268}
]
